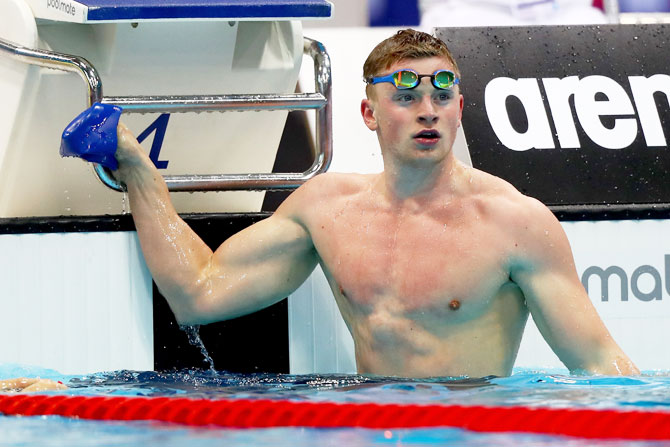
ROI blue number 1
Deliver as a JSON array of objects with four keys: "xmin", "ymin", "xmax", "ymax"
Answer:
[{"xmin": 137, "ymin": 113, "xmax": 170, "ymax": 169}]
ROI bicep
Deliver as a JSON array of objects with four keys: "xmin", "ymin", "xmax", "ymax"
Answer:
[{"xmin": 199, "ymin": 213, "xmax": 318, "ymax": 322}]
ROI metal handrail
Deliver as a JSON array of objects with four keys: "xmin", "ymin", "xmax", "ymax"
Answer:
[
  {"xmin": 101, "ymin": 93, "xmax": 326, "ymax": 113},
  {"xmin": 0, "ymin": 35, "xmax": 332, "ymax": 192},
  {"xmin": 0, "ymin": 38, "xmax": 103, "ymax": 106}
]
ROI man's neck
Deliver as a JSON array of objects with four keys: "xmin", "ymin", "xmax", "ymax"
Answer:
[{"xmin": 380, "ymin": 153, "xmax": 466, "ymax": 206}]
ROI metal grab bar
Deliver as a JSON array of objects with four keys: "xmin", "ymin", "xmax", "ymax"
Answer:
[
  {"xmin": 0, "ymin": 35, "xmax": 332, "ymax": 192},
  {"xmin": 102, "ymin": 93, "xmax": 326, "ymax": 113},
  {"xmin": 0, "ymin": 38, "xmax": 103, "ymax": 106}
]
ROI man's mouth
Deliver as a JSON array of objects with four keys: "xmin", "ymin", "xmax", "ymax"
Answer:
[{"xmin": 413, "ymin": 130, "xmax": 441, "ymax": 145}]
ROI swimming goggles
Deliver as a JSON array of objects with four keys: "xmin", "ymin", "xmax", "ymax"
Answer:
[{"xmin": 365, "ymin": 69, "xmax": 460, "ymax": 90}]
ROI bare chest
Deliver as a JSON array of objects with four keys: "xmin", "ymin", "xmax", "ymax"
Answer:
[{"xmin": 311, "ymin": 203, "xmax": 513, "ymax": 318}]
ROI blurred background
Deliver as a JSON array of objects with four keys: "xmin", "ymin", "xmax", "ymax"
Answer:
[{"xmin": 303, "ymin": 0, "xmax": 670, "ymax": 29}]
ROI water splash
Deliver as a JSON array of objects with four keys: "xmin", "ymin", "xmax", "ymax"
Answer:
[{"xmin": 180, "ymin": 325, "xmax": 217, "ymax": 374}]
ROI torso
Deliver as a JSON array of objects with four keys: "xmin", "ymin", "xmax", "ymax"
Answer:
[{"xmin": 300, "ymin": 168, "xmax": 531, "ymax": 378}]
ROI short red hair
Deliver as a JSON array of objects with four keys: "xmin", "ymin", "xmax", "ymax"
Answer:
[{"xmin": 363, "ymin": 29, "xmax": 460, "ymax": 97}]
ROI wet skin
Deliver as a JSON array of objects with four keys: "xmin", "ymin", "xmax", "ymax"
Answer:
[
  {"xmin": 303, "ymin": 171, "xmax": 531, "ymax": 377},
  {"xmin": 114, "ymin": 56, "xmax": 639, "ymax": 378},
  {"xmin": 0, "ymin": 378, "xmax": 67, "ymax": 392}
]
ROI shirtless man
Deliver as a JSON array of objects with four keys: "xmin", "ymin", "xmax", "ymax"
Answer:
[{"xmin": 113, "ymin": 29, "xmax": 638, "ymax": 378}]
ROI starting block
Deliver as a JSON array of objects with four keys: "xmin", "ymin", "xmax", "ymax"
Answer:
[
  {"xmin": 0, "ymin": 0, "xmax": 332, "ymax": 374},
  {"xmin": 0, "ymin": 0, "xmax": 332, "ymax": 217}
]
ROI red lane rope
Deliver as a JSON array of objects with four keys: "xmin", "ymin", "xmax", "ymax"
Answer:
[{"xmin": 1, "ymin": 394, "xmax": 669, "ymax": 440}]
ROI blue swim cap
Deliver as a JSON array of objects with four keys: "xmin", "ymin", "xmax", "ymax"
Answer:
[{"xmin": 60, "ymin": 102, "xmax": 122, "ymax": 170}]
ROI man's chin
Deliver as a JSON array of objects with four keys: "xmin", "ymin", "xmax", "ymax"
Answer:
[{"xmin": 412, "ymin": 142, "xmax": 443, "ymax": 153}]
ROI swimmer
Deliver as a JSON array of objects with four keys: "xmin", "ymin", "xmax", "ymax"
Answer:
[
  {"xmin": 111, "ymin": 29, "xmax": 638, "ymax": 378},
  {"xmin": 0, "ymin": 378, "xmax": 67, "ymax": 393}
]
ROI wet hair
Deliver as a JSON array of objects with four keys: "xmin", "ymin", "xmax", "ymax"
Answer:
[{"xmin": 363, "ymin": 29, "xmax": 460, "ymax": 96}]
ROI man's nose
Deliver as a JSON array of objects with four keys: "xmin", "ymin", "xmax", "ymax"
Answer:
[{"xmin": 417, "ymin": 95, "xmax": 438, "ymax": 125}]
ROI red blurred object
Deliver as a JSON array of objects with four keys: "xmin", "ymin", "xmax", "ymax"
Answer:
[
  {"xmin": 1, "ymin": 394, "xmax": 670, "ymax": 440},
  {"xmin": 593, "ymin": 0, "xmax": 604, "ymax": 10}
]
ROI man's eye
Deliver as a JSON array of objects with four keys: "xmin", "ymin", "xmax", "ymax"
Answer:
[
  {"xmin": 398, "ymin": 94, "xmax": 414, "ymax": 102},
  {"xmin": 435, "ymin": 93, "xmax": 450, "ymax": 102}
]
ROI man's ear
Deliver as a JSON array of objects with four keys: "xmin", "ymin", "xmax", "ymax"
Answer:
[{"xmin": 361, "ymin": 99, "xmax": 378, "ymax": 131}]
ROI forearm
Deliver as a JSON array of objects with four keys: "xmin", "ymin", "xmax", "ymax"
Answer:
[
  {"xmin": 115, "ymin": 127, "xmax": 214, "ymax": 324},
  {"xmin": 531, "ymin": 302, "xmax": 640, "ymax": 376},
  {"xmin": 580, "ymin": 343, "xmax": 640, "ymax": 376},
  {"xmin": 130, "ymin": 176, "xmax": 214, "ymax": 322},
  {"xmin": 530, "ymin": 292, "xmax": 640, "ymax": 376}
]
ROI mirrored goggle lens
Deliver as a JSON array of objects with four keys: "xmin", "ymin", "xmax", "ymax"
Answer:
[
  {"xmin": 434, "ymin": 70, "xmax": 456, "ymax": 88},
  {"xmin": 392, "ymin": 70, "xmax": 419, "ymax": 89}
]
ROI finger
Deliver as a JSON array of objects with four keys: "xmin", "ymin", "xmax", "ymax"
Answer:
[
  {"xmin": 22, "ymin": 379, "xmax": 68, "ymax": 393},
  {"xmin": 0, "ymin": 377, "xmax": 39, "ymax": 391}
]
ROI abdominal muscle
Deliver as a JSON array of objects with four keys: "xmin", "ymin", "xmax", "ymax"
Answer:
[{"xmin": 341, "ymin": 284, "xmax": 529, "ymax": 378}]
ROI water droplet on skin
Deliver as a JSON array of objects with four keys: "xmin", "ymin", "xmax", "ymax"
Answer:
[{"xmin": 544, "ymin": 230, "xmax": 549, "ymax": 235}]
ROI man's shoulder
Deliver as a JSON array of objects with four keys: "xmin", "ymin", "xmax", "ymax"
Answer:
[
  {"xmin": 469, "ymin": 169, "xmax": 520, "ymax": 204},
  {"xmin": 277, "ymin": 172, "xmax": 375, "ymax": 215},
  {"xmin": 470, "ymin": 172, "xmax": 570, "ymax": 265},
  {"xmin": 298, "ymin": 172, "xmax": 374, "ymax": 197},
  {"xmin": 472, "ymin": 169, "xmax": 555, "ymax": 223}
]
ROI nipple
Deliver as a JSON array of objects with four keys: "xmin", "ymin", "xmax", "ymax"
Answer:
[{"xmin": 449, "ymin": 299, "xmax": 461, "ymax": 311}]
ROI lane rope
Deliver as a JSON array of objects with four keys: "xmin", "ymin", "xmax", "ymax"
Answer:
[{"xmin": 1, "ymin": 394, "xmax": 669, "ymax": 440}]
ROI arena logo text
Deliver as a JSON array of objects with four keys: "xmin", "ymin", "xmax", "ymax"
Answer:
[{"xmin": 485, "ymin": 74, "xmax": 670, "ymax": 151}]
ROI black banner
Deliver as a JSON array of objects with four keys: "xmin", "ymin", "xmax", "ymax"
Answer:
[{"xmin": 436, "ymin": 25, "xmax": 670, "ymax": 206}]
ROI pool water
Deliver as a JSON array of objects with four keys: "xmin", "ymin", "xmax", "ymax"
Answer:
[
  {"xmin": 2, "ymin": 364, "xmax": 670, "ymax": 447},
  {"xmin": 3, "ymin": 418, "xmax": 664, "ymax": 447}
]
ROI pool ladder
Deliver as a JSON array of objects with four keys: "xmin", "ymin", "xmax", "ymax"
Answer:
[{"xmin": 0, "ymin": 35, "xmax": 332, "ymax": 192}]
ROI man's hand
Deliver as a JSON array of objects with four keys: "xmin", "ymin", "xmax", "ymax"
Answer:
[
  {"xmin": 114, "ymin": 121, "xmax": 155, "ymax": 179},
  {"xmin": 0, "ymin": 378, "xmax": 67, "ymax": 393}
]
